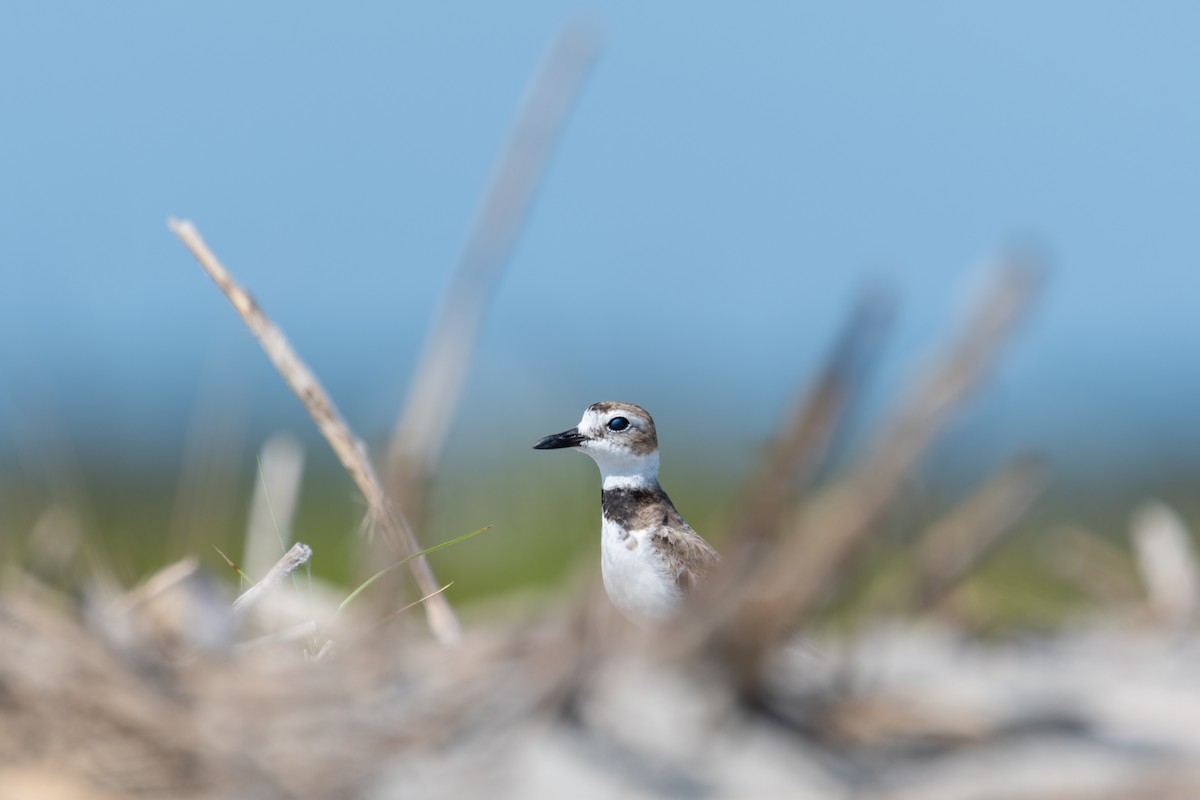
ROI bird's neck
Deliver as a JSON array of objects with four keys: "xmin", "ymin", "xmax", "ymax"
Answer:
[{"xmin": 594, "ymin": 451, "xmax": 661, "ymax": 491}]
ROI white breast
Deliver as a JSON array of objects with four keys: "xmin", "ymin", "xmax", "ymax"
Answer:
[{"xmin": 600, "ymin": 516, "xmax": 683, "ymax": 625}]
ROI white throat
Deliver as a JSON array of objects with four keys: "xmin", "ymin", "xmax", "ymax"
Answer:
[{"xmin": 584, "ymin": 449, "xmax": 661, "ymax": 491}]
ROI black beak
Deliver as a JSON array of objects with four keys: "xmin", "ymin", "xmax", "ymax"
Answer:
[{"xmin": 533, "ymin": 427, "xmax": 588, "ymax": 450}]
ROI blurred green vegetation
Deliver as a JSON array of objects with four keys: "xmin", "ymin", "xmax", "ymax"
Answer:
[{"xmin": 3, "ymin": 443, "xmax": 1199, "ymax": 631}]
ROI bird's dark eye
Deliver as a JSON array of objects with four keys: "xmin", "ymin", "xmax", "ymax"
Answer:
[{"xmin": 607, "ymin": 416, "xmax": 630, "ymax": 432}]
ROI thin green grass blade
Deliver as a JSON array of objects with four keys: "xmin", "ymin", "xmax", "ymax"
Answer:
[
  {"xmin": 332, "ymin": 525, "xmax": 492, "ymax": 622},
  {"xmin": 256, "ymin": 453, "xmax": 302, "ymax": 592},
  {"xmin": 212, "ymin": 544, "xmax": 252, "ymax": 587},
  {"xmin": 375, "ymin": 581, "xmax": 455, "ymax": 629},
  {"xmin": 257, "ymin": 454, "xmax": 290, "ymax": 553}
]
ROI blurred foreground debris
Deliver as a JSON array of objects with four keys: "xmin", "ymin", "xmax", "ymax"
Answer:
[
  {"xmin": 1, "ymin": 568, "xmax": 1199, "ymax": 800},
  {"xmin": 17, "ymin": 213, "xmax": 1200, "ymax": 798}
]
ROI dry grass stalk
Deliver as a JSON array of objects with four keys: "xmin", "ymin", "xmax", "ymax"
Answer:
[
  {"xmin": 690, "ymin": 263, "xmax": 1039, "ymax": 677},
  {"xmin": 909, "ymin": 455, "xmax": 1049, "ymax": 612},
  {"xmin": 167, "ymin": 218, "xmax": 460, "ymax": 644},
  {"xmin": 1049, "ymin": 525, "xmax": 1144, "ymax": 606},
  {"xmin": 242, "ymin": 433, "xmax": 305, "ymax": 581},
  {"xmin": 726, "ymin": 288, "xmax": 893, "ymax": 551},
  {"xmin": 386, "ymin": 21, "xmax": 602, "ymax": 530},
  {"xmin": 232, "ymin": 542, "xmax": 312, "ymax": 617},
  {"xmin": 110, "ymin": 556, "xmax": 200, "ymax": 615}
]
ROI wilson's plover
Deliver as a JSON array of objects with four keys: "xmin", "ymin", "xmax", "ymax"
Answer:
[{"xmin": 533, "ymin": 401, "xmax": 719, "ymax": 625}]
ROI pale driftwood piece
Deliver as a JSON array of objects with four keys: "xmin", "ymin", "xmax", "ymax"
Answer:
[
  {"xmin": 168, "ymin": 218, "xmax": 460, "ymax": 644},
  {"xmin": 232, "ymin": 542, "xmax": 312, "ymax": 617},
  {"xmin": 243, "ymin": 433, "xmax": 305, "ymax": 581},
  {"xmin": 386, "ymin": 22, "xmax": 602, "ymax": 529},
  {"xmin": 1131, "ymin": 500, "xmax": 1200, "ymax": 627}
]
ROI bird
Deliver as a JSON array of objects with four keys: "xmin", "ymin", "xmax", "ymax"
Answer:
[{"xmin": 533, "ymin": 401, "xmax": 719, "ymax": 625}]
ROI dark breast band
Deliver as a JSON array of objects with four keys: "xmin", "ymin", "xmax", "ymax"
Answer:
[{"xmin": 601, "ymin": 485, "xmax": 677, "ymax": 531}]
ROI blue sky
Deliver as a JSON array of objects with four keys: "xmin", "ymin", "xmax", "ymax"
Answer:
[{"xmin": 2, "ymin": 3, "xmax": 1198, "ymax": 478}]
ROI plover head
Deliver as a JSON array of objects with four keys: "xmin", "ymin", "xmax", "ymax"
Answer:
[{"xmin": 533, "ymin": 401, "xmax": 660, "ymax": 489}]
